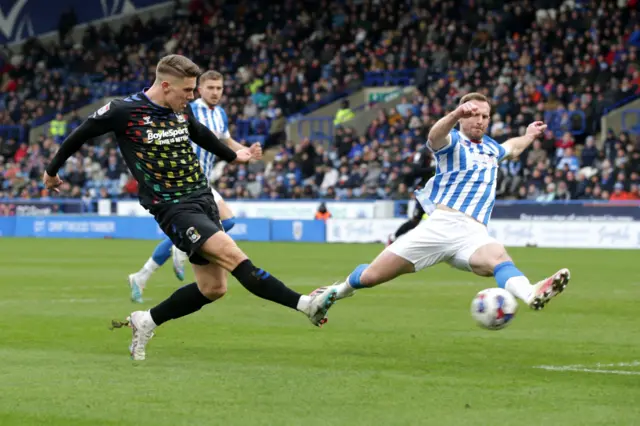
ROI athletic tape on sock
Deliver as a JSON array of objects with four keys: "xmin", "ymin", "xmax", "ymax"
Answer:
[
  {"xmin": 493, "ymin": 261, "xmax": 524, "ymax": 289},
  {"xmin": 348, "ymin": 264, "xmax": 369, "ymax": 289}
]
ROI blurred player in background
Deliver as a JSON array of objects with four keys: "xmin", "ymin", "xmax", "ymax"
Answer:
[
  {"xmin": 314, "ymin": 92, "xmax": 570, "ymax": 316},
  {"xmin": 127, "ymin": 70, "xmax": 263, "ymax": 303},
  {"xmin": 386, "ymin": 199, "xmax": 427, "ymax": 247}
]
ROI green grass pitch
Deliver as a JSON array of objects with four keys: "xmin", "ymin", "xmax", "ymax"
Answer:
[{"xmin": 0, "ymin": 238, "xmax": 639, "ymax": 425}]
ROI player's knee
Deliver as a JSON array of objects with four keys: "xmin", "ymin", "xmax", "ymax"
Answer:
[
  {"xmin": 484, "ymin": 251, "xmax": 511, "ymax": 277},
  {"xmin": 474, "ymin": 267, "xmax": 494, "ymax": 278},
  {"xmin": 470, "ymin": 243, "xmax": 511, "ymax": 277},
  {"xmin": 218, "ymin": 243, "xmax": 246, "ymax": 269},
  {"xmin": 198, "ymin": 277, "xmax": 227, "ymax": 300},
  {"xmin": 493, "ymin": 249, "xmax": 511, "ymax": 266}
]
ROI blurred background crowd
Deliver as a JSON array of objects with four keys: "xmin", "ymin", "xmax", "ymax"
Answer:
[{"xmin": 1, "ymin": 0, "xmax": 639, "ymax": 206}]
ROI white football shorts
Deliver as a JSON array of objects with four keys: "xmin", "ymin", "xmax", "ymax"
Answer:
[
  {"xmin": 387, "ymin": 208, "xmax": 496, "ymax": 272},
  {"xmin": 211, "ymin": 187, "xmax": 223, "ymax": 203}
]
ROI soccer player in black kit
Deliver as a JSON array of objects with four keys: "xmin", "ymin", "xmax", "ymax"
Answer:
[{"xmin": 43, "ymin": 55, "xmax": 337, "ymax": 361}]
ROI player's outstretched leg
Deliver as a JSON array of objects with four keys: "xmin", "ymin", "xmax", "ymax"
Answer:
[
  {"xmin": 317, "ymin": 249, "xmax": 416, "ymax": 301},
  {"xmin": 469, "ymin": 243, "xmax": 570, "ymax": 310},
  {"xmin": 128, "ymin": 237, "xmax": 173, "ymax": 303},
  {"xmin": 119, "ymin": 232, "xmax": 337, "ymax": 360},
  {"xmin": 193, "ymin": 232, "xmax": 336, "ymax": 326}
]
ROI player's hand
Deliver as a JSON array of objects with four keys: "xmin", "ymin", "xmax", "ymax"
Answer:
[
  {"xmin": 233, "ymin": 149, "xmax": 252, "ymax": 164},
  {"xmin": 249, "ymin": 143, "xmax": 263, "ymax": 160},
  {"xmin": 43, "ymin": 171, "xmax": 63, "ymax": 193},
  {"xmin": 454, "ymin": 101, "xmax": 479, "ymax": 119},
  {"xmin": 526, "ymin": 121, "xmax": 547, "ymax": 138}
]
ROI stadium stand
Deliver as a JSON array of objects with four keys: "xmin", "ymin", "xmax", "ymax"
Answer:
[{"xmin": 1, "ymin": 0, "xmax": 639, "ymax": 202}]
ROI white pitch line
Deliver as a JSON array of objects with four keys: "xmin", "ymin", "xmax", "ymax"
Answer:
[
  {"xmin": 591, "ymin": 361, "xmax": 640, "ymax": 368},
  {"xmin": 534, "ymin": 364, "xmax": 640, "ymax": 376},
  {"xmin": 536, "ymin": 361, "xmax": 640, "ymax": 369}
]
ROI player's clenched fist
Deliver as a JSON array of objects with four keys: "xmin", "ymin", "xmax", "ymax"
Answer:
[
  {"xmin": 233, "ymin": 148, "xmax": 252, "ymax": 163},
  {"xmin": 454, "ymin": 101, "xmax": 479, "ymax": 119},
  {"xmin": 249, "ymin": 142, "xmax": 263, "ymax": 160},
  {"xmin": 525, "ymin": 121, "xmax": 547, "ymax": 138},
  {"xmin": 43, "ymin": 171, "xmax": 63, "ymax": 193}
]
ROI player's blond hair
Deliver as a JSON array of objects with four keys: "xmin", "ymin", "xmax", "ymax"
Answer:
[
  {"xmin": 459, "ymin": 92, "xmax": 490, "ymax": 107},
  {"xmin": 155, "ymin": 55, "xmax": 201, "ymax": 80},
  {"xmin": 199, "ymin": 70, "xmax": 223, "ymax": 84}
]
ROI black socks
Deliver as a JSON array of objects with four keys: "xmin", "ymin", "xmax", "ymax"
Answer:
[
  {"xmin": 148, "ymin": 260, "xmax": 302, "ymax": 327},
  {"xmin": 149, "ymin": 283, "xmax": 212, "ymax": 326},
  {"xmin": 231, "ymin": 259, "xmax": 301, "ymax": 310}
]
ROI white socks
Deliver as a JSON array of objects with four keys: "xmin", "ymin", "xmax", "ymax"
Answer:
[
  {"xmin": 296, "ymin": 295, "xmax": 311, "ymax": 312},
  {"xmin": 143, "ymin": 258, "xmax": 160, "ymax": 274},
  {"xmin": 505, "ymin": 276, "xmax": 534, "ymax": 303},
  {"xmin": 335, "ymin": 281, "xmax": 357, "ymax": 299}
]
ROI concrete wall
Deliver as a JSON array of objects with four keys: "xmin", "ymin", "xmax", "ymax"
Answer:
[
  {"xmin": 343, "ymin": 86, "xmax": 416, "ymax": 137},
  {"xmin": 286, "ymin": 86, "xmax": 415, "ymax": 143},
  {"xmin": 600, "ymin": 98, "xmax": 640, "ymax": 142}
]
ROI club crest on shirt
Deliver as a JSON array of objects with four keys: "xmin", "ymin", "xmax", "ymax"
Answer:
[
  {"xmin": 91, "ymin": 102, "xmax": 111, "ymax": 118},
  {"xmin": 468, "ymin": 150, "xmax": 498, "ymax": 167},
  {"xmin": 175, "ymin": 113, "xmax": 187, "ymax": 123}
]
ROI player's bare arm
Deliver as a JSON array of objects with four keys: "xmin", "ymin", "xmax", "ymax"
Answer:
[
  {"xmin": 428, "ymin": 101, "xmax": 479, "ymax": 151},
  {"xmin": 501, "ymin": 121, "xmax": 547, "ymax": 159},
  {"xmin": 186, "ymin": 116, "xmax": 254, "ymax": 164},
  {"xmin": 223, "ymin": 136, "xmax": 263, "ymax": 160}
]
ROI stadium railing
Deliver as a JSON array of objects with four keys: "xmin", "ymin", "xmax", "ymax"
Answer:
[
  {"xmin": 3, "ymin": 197, "xmax": 640, "ymax": 218},
  {"xmin": 603, "ymin": 93, "xmax": 640, "ymax": 115}
]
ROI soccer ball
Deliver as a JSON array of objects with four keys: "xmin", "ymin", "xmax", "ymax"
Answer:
[{"xmin": 470, "ymin": 288, "xmax": 518, "ymax": 330}]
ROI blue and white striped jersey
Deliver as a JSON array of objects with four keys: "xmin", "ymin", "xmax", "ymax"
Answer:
[
  {"xmin": 189, "ymin": 98, "xmax": 231, "ymax": 181},
  {"xmin": 416, "ymin": 129, "xmax": 508, "ymax": 225}
]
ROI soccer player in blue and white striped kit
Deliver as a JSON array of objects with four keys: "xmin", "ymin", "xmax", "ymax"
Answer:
[
  {"xmin": 315, "ymin": 92, "xmax": 571, "ymax": 315},
  {"xmin": 127, "ymin": 70, "xmax": 262, "ymax": 303}
]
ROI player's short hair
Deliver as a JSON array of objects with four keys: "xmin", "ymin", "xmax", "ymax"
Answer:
[
  {"xmin": 459, "ymin": 92, "xmax": 490, "ymax": 106},
  {"xmin": 155, "ymin": 55, "xmax": 201, "ymax": 80},
  {"xmin": 199, "ymin": 70, "xmax": 223, "ymax": 84}
]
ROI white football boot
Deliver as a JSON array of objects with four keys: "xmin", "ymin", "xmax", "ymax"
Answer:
[
  {"xmin": 171, "ymin": 246, "xmax": 188, "ymax": 281},
  {"xmin": 302, "ymin": 287, "xmax": 338, "ymax": 327},
  {"xmin": 127, "ymin": 311, "xmax": 156, "ymax": 361},
  {"xmin": 312, "ymin": 281, "xmax": 357, "ymax": 302},
  {"xmin": 127, "ymin": 272, "xmax": 148, "ymax": 304},
  {"xmin": 528, "ymin": 268, "xmax": 571, "ymax": 310}
]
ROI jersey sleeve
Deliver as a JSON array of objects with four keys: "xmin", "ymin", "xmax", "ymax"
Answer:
[
  {"xmin": 46, "ymin": 100, "xmax": 127, "ymax": 175},
  {"xmin": 487, "ymin": 136, "xmax": 509, "ymax": 162},
  {"xmin": 87, "ymin": 100, "xmax": 128, "ymax": 132},
  {"xmin": 186, "ymin": 107, "xmax": 237, "ymax": 163},
  {"xmin": 428, "ymin": 129, "xmax": 459, "ymax": 156},
  {"xmin": 219, "ymin": 107, "xmax": 231, "ymax": 140}
]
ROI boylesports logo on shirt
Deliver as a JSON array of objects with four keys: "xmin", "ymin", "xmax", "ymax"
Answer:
[{"xmin": 146, "ymin": 127, "xmax": 190, "ymax": 145}]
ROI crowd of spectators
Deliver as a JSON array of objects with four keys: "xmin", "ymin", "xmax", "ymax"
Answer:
[{"xmin": 1, "ymin": 0, "xmax": 640, "ymax": 204}]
